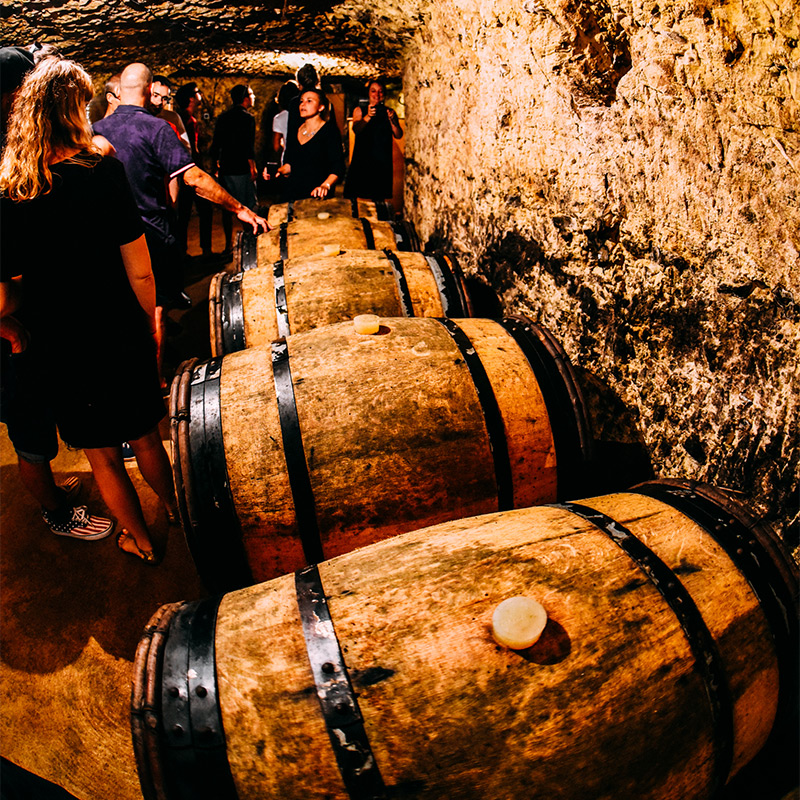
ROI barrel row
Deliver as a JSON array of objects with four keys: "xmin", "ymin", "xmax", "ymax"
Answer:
[
  {"xmin": 156, "ymin": 197, "xmax": 798, "ymax": 800},
  {"xmin": 133, "ymin": 481, "xmax": 799, "ymax": 800}
]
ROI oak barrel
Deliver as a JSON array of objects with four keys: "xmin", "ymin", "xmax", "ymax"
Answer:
[
  {"xmin": 132, "ymin": 481, "xmax": 799, "ymax": 800},
  {"xmin": 169, "ymin": 315, "xmax": 592, "ymax": 592},
  {"xmin": 266, "ymin": 197, "xmax": 394, "ymax": 228},
  {"xmin": 208, "ymin": 248, "xmax": 473, "ymax": 356},
  {"xmin": 257, "ymin": 216, "xmax": 420, "ymax": 262}
]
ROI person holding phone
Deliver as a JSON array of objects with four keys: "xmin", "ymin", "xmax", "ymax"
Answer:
[{"xmin": 344, "ymin": 78, "xmax": 402, "ymax": 201}]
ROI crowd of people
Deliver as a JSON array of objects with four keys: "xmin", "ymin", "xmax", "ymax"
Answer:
[{"xmin": 0, "ymin": 45, "xmax": 404, "ymax": 567}]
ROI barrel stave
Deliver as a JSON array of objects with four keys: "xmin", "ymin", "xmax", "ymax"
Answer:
[
  {"xmin": 240, "ymin": 265, "xmax": 278, "ymax": 347},
  {"xmin": 392, "ymin": 251, "xmax": 446, "ymax": 317},
  {"xmin": 219, "ymin": 346, "xmax": 307, "ymax": 578},
  {"xmin": 457, "ymin": 318, "xmax": 557, "ymax": 508},
  {"xmin": 285, "ymin": 318, "xmax": 499, "ymax": 560}
]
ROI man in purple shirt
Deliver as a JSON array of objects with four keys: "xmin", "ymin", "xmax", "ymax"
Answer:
[{"xmin": 94, "ymin": 63, "xmax": 267, "ymax": 318}]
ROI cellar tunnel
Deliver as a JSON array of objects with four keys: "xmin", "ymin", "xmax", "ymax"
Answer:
[{"xmin": 1, "ymin": 0, "xmax": 799, "ymax": 798}]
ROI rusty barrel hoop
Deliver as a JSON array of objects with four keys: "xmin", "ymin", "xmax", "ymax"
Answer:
[
  {"xmin": 132, "ymin": 482, "xmax": 798, "ymax": 800},
  {"xmin": 169, "ymin": 358, "xmax": 254, "ymax": 590}
]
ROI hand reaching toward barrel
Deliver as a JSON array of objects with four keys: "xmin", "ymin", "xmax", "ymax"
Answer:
[
  {"xmin": 236, "ymin": 206, "xmax": 270, "ymax": 234},
  {"xmin": 310, "ymin": 180, "xmax": 333, "ymax": 199}
]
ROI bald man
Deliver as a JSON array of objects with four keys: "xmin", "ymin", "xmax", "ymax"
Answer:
[{"xmin": 94, "ymin": 63, "xmax": 267, "ymax": 310}]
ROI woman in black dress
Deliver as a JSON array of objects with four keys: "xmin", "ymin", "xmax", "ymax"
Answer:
[
  {"xmin": 272, "ymin": 89, "xmax": 345, "ymax": 201},
  {"xmin": 344, "ymin": 78, "xmax": 403, "ymax": 201},
  {"xmin": 0, "ymin": 58, "xmax": 178, "ymax": 563}
]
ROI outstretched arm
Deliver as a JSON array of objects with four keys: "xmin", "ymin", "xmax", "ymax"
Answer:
[{"xmin": 183, "ymin": 166, "xmax": 269, "ymax": 233}]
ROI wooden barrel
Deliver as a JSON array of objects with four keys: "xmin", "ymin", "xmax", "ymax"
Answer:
[
  {"xmin": 208, "ymin": 248, "xmax": 473, "ymax": 356},
  {"xmin": 169, "ymin": 315, "xmax": 592, "ymax": 592},
  {"xmin": 257, "ymin": 216, "xmax": 420, "ymax": 262},
  {"xmin": 266, "ymin": 197, "xmax": 394, "ymax": 228},
  {"xmin": 131, "ymin": 480, "xmax": 799, "ymax": 800}
]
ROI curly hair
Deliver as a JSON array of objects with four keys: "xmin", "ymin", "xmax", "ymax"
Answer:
[{"xmin": 0, "ymin": 58, "xmax": 97, "ymax": 201}]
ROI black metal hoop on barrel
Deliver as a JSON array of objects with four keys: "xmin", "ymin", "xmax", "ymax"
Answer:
[
  {"xmin": 296, "ymin": 565, "xmax": 388, "ymax": 800},
  {"xmin": 435, "ymin": 318, "xmax": 514, "ymax": 511},
  {"xmin": 633, "ymin": 479, "xmax": 799, "ymax": 744},
  {"xmin": 497, "ymin": 316, "xmax": 592, "ymax": 499},
  {"xmin": 557, "ymin": 500, "xmax": 735, "ymax": 798},
  {"xmin": 382, "ymin": 249, "xmax": 415, "ymax": 317},
  {"xmin": 271, "ymin": 339, "xmax": 324, "ymax": 564},
  {"xmin": 171, "ymin": 358, "xmax": 253, "ymax": 594}
]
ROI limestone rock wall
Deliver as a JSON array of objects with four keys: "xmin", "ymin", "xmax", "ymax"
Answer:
[{"xmin": 403, "ymin": 0, "xmax": 799, "ymax": 539}]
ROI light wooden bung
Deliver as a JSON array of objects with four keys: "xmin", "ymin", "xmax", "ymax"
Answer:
[
  {"xmin": 317, "ymin": 211, "xmax": 331, "ymax": 220},
  {"xmin": 353, "ymin": 314, "xmax": 380, "ymax": 334},
  {"xmin": 321, "ymin": 243, "xmax": 341, "ymax": 256},
  {"xmin": 492, "ymin": 595, "xmax": 548, "ymax": 649}
]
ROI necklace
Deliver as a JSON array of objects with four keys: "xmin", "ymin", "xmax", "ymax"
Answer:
[{"xmin": 300, "ymin": 121, "xmax": 321, "ymax": 137}]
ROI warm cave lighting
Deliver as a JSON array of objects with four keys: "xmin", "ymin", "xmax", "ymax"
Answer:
[{"xmin": 214, "ymin": 49, "xmax": 380, "ymax": 77}]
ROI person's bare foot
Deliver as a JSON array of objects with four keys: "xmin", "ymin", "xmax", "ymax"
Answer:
[{"xmin": 116, "ymin": 529, "xmax": 157, "ymax": 564}]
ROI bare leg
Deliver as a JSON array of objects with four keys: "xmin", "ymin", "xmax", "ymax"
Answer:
[
  {"xmin": 154, "ymin": 305, "xmax": 167, "ymax": 391},
  {"xmin": 127, "ymin": 426, "xmax": 178, "ymax": 519},
  {"xmin": 17, "ymin": 458, "xmax": 62, "ymax": 510},
  {"xmin": 83, "ymin": 445, "xmax": 153, "ymax": 554}
]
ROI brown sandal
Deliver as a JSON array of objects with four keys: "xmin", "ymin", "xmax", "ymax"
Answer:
[{"xmin": 117, "ymin": 529, "xmax": 157, "ymax": 564}]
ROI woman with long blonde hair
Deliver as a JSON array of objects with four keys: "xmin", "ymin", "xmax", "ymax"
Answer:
[{"xmin": 0, "ymin": 58, "xmax": 178, "ymax": 564}]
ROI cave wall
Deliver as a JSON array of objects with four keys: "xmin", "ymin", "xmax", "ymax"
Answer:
[{"xmin": 402, "ymin": 0, "xmax": 799, "ymax": 538}]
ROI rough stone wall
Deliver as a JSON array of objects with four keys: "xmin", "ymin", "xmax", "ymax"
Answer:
[{"xmin": 403, "ymin": 0, "xmax": 799, "ymax": 540}]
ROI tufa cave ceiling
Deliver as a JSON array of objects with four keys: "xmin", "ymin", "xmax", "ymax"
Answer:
[{"xmin": 2, "ymin": 0, "xmax": 430, "ymax": 78}]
